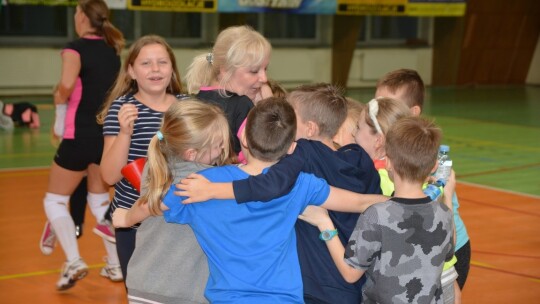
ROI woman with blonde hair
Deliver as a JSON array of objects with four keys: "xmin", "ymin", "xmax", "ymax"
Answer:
[{"xmin": 185, "ymin": 25, "xmax": 271, "ymax": 154}]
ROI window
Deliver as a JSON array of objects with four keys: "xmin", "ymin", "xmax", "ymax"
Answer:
[
  {"xmin": 0, "ymin": 5, "xmax": 204, "ymax": 47},
  {"xmin": 110, "ymin": 9, "xmax": 135, "ymax": 41},
  {"xmin": 245, "ymin": 13, "xmax": 325, "ymax": 46},
  {"xmin": 140, "ymin": 11, "xmax": 203, "ymax": 43},
  {"xmin": 0, "ymin": 5, "xmax": 68, "ymax": 37},
  {"xmin": 358, "ymin": 16, "xmax": 432, "ymax": 46},
  {"xmin": 0, "ymin": 6, "xmax": 431, "ymax": 48}
]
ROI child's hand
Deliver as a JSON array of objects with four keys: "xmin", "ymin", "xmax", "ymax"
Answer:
[
  {"xmin": 118, "ymin": 103, "xmax": 138, "ymax": 136},
  {"xmin": 442, "ymin": 169, "xmax": 456, "ymax": 210},
  {"xmin": 112, "ymin": 208, "xmax": 130, "ymax": 228},
  {"xmin": 174, "ymin": 173, "xmax": 213, "ymax": 204},
  {"xmin": 443, "ymin": 169, "xmax": 456, "ymax": 199},
  {"xmin": 298, "ymin": 206, "xmax": 332, "ymax": 229}
]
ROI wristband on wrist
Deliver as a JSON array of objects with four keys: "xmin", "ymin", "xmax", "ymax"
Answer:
[{"xmin": 319, "ymin": 229, "xmax": 338, "ymax": 241}]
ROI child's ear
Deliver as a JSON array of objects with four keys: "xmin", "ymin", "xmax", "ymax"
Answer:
[
  {"xmin": 385, "ymin": 157, "xmax": 395, "ymax": 182},
  {"xmin": 183, "ymin": 149, "xmax": 198, "ymax": 162},
  {"xmin": 240, "ymin": 129, "xmax": 249, "ymax": 149},
  {"xmin": 410, "ymin": 105, "xmax": 422, "ymax": 117},
  {"xmin": 385, "ymin": 157, "xmax": 392, "ymax": 171},
  {"xmin": 128, "ymin": 65, "xmax": 136, "ymax": 80},
  {"xmin": 431, "ymin": 160, "xmax": 439, "ymax": 175},
  {"xmin": 307, "ymin": 121, "xmax": 319, "ymax": 138},
  {"xmin": 287, "ymin": 141, "xmax": 297, "ymax": 155},
  {"xmin": 374, "ymin": 133, "xmax": 385, "ymax": 150}
]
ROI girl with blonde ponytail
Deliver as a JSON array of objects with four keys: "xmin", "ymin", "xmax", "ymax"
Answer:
[{"xmin": 112, "ymin": 99, "xmax": 230, "ymax": 303}]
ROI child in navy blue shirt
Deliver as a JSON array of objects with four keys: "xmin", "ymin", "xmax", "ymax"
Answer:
[{"xmin": 177, "ymin": 84, "xmax": 382, "ymax": 303}]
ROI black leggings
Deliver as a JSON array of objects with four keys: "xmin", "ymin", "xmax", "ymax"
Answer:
[
  {"xmin": 455, "ymin": 240, "xmax": 471, "ymax": 289},
  {"xmin": 115, "ymin": 227, "xmax": 137, "ymax": 283},
  {"xmin": 70, "ymin": 177, "xmax": 87, "ymax": 229}
]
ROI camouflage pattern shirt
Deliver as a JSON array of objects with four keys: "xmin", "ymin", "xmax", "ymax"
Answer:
[{"xmin": 345, "ymin": 196, "xmax": 454, "ymax": 304}]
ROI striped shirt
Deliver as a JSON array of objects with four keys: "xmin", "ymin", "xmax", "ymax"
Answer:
[{"xmin": 103, "ymin": 93, "xmax": 189, "ymax": 218}]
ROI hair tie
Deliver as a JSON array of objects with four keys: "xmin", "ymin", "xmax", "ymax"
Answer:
[
  {"xmin": 368, "ymin": 99, "xmax": 383, "ymax": 134},
  {"xmin": 156, "ymin": 130, "xmax": 164, "ymax": 141},
  {"xmin": 206, "ymin": 52, "xmax": 214, "ymax": 65}
]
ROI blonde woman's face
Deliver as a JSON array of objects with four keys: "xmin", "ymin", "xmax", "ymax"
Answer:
[
  {"xmin": 226, "ymin": 56, "xmax": 270, "ymax": 101},
  {"xmin": 128, "ymin": 43, "xmax": 173, "ymax": 96}
]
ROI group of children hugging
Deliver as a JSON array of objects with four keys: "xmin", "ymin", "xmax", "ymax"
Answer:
[
  {"xmin": 108, "ymin": 28, "xmax": 470, "ymax": 303},
  {"xmin": 40, "ymin": 1, "xmax": 471, "ymax": 302}
]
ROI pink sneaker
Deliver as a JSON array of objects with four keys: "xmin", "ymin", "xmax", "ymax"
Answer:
[
  {"xmin": 40, "ymin": 221, "xmax": 56, "ymax": 255},
  {"xmin": 93, "ymin": 220, "xmax": 116, "ymax": 243}
]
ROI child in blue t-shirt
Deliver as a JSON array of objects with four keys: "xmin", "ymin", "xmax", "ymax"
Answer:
[{"xmin": 115, "ymin": 97, "xmax": 386, "ymax": 303}]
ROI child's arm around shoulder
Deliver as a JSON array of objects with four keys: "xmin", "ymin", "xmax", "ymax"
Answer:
[
  {"xmin": 322, "ymin": 186, "xmax": 388, "ymax": 213},
  {"xmin": 299, "ymin": 205, "xmax": 365, "ymax": 283},
  {"xmin": 112, "ymin": 196, "xmax": 170, "ymax": 228},
  {"xmin": 112, "ymin": 200, "xmax": 152, "ymax": 228},
  {"xmin": 175, "ymin": 173, "xmax": 232, "ymax": 204},
  {"xmin": 176, "ymin": 140, "xmax": 306, "ymax": 204}
]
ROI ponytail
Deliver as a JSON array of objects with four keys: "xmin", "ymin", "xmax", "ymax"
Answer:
[
  {"xmin": 185, "ymin": 53, "xmax": 217, "ymax": 94},
  {"xmin": 101, "ymin": 19, "xmax": 125, "ymax": 55},
  {"xmin": 139, "ymin": 135, "xmax": 173, "ymax": 216}
]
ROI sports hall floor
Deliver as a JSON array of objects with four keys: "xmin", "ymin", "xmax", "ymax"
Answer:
[{"xmin": 0, "ymin": 85, "xmax": 539, "ymax": 303}]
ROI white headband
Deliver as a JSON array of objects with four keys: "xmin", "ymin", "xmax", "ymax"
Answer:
[{"xmin": 368, "ymin": 98, "xmax": 383, "ymax": 134}]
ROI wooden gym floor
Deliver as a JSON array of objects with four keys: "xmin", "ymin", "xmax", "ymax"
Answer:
[{"xmin": 0, "ymin": 86, "xmax": 539, "ymax": 303}]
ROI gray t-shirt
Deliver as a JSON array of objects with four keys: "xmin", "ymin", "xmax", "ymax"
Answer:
[
  {"xmin": 126, "ymin": 161, "xmax": 210, "ymax": 304},
  {"xmin": 345, "ymin": 196, "xmax": 454, "ymax": 304}
]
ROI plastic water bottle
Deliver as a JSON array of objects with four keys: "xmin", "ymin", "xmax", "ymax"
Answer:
[
  {"xmin": 424, "ymin": 179, "xmax": 446, "ymax": 201},
  {"xmin": 435, "ymin": 145, "xmax": 452, "ymax": 183}
]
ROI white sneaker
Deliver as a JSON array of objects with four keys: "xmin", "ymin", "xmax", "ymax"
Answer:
[
  {"xmin": 100, "ymin": 262, "xmax": 123, "ymax": 282},
  {"xmin": 56, "ymin": 258, "xmax": 88, "ymax": 291}
]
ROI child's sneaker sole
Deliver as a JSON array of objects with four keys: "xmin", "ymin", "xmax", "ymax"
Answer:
[{"xmin": 56, "ymin": 259, "xmax": 88, "ymax": 291}]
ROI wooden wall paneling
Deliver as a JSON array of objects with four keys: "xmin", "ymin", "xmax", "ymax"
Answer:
[
  {"xmin": 432, "ymin": 17, "xmax": 465, "ymax": 85},
  {"xmin": 456, "ymin": 0, "xmax": 540, "ymax": 85},
  {"xmin": 331, "ymin": 15, "xmax": 363, "ymax": 88}
]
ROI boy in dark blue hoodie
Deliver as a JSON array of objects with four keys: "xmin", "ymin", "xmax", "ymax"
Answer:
[{"xmin": 177, "ymin": 83, "xmax": 382, "ymax": 304}]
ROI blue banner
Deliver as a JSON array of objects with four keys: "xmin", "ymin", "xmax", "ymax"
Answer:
[{"xmin": 218, "ymin": 0, "xmax": 336, "ymax": 14}]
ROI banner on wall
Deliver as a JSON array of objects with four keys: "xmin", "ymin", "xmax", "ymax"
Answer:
[
  {"xmin": 217, "ymin": 0, "xmax": 336, "ymax": 14},
  {"xmin": 407, "ymin": 0, "xmax": 466, "ymax": 16},
  {"xmin": 5, "ymin": 0, "xmax": 465, "ymax": 16},
  {"xmin": 8, "ymin": 0, "xmax": 76, "ymax": 4},
  {"xmin": 128, "ymin": 0, "xmax": 217, "ymax": 12},
  {"xmin": 336, "ymin": 0, "xmax": 466, "ymax": 16},
  {"xmin": 6, "ymin": 0, "xmax": 126, "ymax": 7}
]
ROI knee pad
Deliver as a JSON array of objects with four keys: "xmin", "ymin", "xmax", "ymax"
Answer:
[
  {"xmin": 44, "ymin": 192, "xmax": 70, "ymax": 222},
  {"xmin": 87, "ymin": 192, "xmax": 111, "ymax": 221}
]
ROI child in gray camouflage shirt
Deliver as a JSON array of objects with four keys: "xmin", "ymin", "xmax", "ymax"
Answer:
[{"xmin": 300, "ymin": 116, "xmax": 455, "ymax": 304}]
